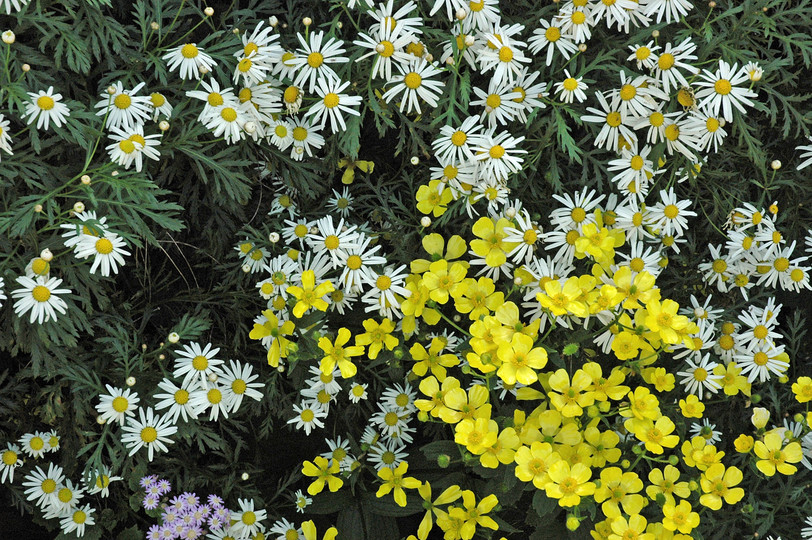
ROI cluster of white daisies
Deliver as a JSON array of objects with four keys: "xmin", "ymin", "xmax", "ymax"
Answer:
[
  {"xmin": 1, "ymin": 430, "xmax": 120, "ymax": 538},
  {"xmin": 0, "ymin": 209, "xmax": 131, "ymax": 325},
  {"xmin": 95, "ymin": 341, "xmax": 264, "ymax": 463}
]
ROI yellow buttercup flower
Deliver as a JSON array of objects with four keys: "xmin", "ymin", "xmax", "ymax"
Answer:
[
  {"xmin": 376, "ymin": 462, "xmax": 422, "ymax": 507},
  {"xmin": 248, "ymin": 309, "xmax": 295, "ymax": 367},
  {"xmin": 454, "ymin": 277, "xmax": 504, "ymax": 320},
  {"xmin": 699, "ymin": 463, "xmax": 744, "ymax": 510},
  {"xmin": 496, "ymin": 333, "xmax": 548, "ymax": 385},
  {"xmin": 734, "ymin": 434, "xmax": 754, "ymax": 453},
  {"xmin": 415, "ymin": 375, "xmax": 460, "ymax": 419},
  {"xmin": 593, "ymin": 467, "xmax": 645, "ymax": 518},
  {"xmin": 416, "ymin": 179, "xmax": 453, "ymax": 216},
  {"xmin": 411, "ymin": 233, "xmax": 468, "ymax": 274},
  {"xmin": 646, "ymin": 465, "xmax": 690, "ymax": 506},
  {"xmin": 422, "ymin": 259, "xmax": 468, "ymax": 304},
  {"xmin": 354, "ymin": 318, "xmax": 398, "ymax": 359},
  {"xmin": 287, "ymin": 270, "xmax": 335, "ymax": 318},
  {"xmin": 514, "ymin": 441, "xmax": 560, "ymax": 489},
  {"xmin": 318, "ymin": 327, "xmax": 364, "ymax": 378},
  {"xmin": 753, "ymin": 432, "xmax": 803, "ymax": 476},
  {"xmin": 547, "ymin": 368, "xmax": 595, "ymax": 418},
  {"xmin": 455, "ymin": 417, "xmax": 498, "ymax": 455},
  {"xmin": 544, "ymin": 461, "xmax": 595, "ymax": 507},
  {"xmin": 302, "ymin": 456, "xmax": 343, "ymax": 495},
  {"xmin": 416, "ymin": 482, "xmax": 462, "ymax": 540},
  {"xmin": 662, "ymin": 500, "xmax": 700, "ymax": 534},
  {"xmin": 624, "ymin": 416, "xmax": 679, "ymax": 454},
  {"xmin": 678, "ymin": 394, "xmax": 704, "ymax": 418},
  {"xmin": 447, "ymin": 490, "xmax": 499, "ymax": 540},
  {"xmin": 410, "ymin": 337, "xmax": 460, "ymax": 381}
]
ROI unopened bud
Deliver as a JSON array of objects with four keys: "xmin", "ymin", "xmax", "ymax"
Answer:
[
  {"xmin": 708, "ymin": 0, "xmax": 716, "ymax": 7},
  {"xmin": 204, "ymin": 6, "xmax": 214, "ymax": 16},
  {"xmin": 158, "ymin": 354, "xmax": 165, "ymax": 360},
  {"xmin": 445, "ymin": 56, "xmax": 455, "ymax": 66},
  {"xmin": 242, "ymin": 264, "xmax": 251, "ymax": 273},
  {"xmin": 21, "ymin": 63, "xmax": 30, "ymax": 72},
  {"xmin": 771, "ymin": 160, "xmax": 781, "ymax": 170},
  {"xmin": 111, "ymin": 170, "xmax": 119, "ymax": 176},
  {"xmin": 464, "ymin": 35, "xmax": 475, "ymax": 47},
  {"xmin": 505, "ymin": 206, "xmax": 517, "ymax": 218},
  {"xmin": 241, "ymin": 472, "xmax": 250, "ymax": 480},
  {"xmin": 269, "ymin": 232, "xmax": 280, "ymax": 243},
  {"xmin": 652, "ymin": 30, "xmax": 660, "ymax": 38},
  {"xmin": 208, "ymin": 373, "xmax": 218, "ymax": 382},
  {"xmin": 40, "ymin": 248, "xmax": 53, "ymax": 262},
  {"xmin": 73, "ymin": 201, "xmax": 85, "ymax": 213},
  {"xmin": 80, "ymin": 174, "xmax": 91, "ymax": 185},
  {"xmin": 168, "ymin": 332, "xmax": 180, "ymax": 344},
  {"xmin": 578, "ymin": 43, "xmax": 587, "ymax": 52},
  {"xmin": 410, "ymin": 156, "xmax": 419, "ymax": 165},
  {"xmin": 565, "ymin": 515, "xmax": 580, "ymax": 531},
  {"xmin": 107, "ymin": 85, "xmax": 117, "ymax": 95},
  {"xmin": 303, "ymin": 17, "xmax": 312, "ymax": 26},
  {"xmin": 243, "ymin": 121, "xmax": 256, "ymax": 134},
  {"xmin": 455, "ymin": 8, "xmax": 467, "ymax": 20},
  {"xmin": 159, "ymin": 120, "xmax": 170, "ymax": 131},
  {"xmin": 2, "ymin": 30, "xmax": 15, "ymax": 44},
  {"xmin": 420, "ymin": 216, "xmax": 431, "ymax": 227},
  {"xmin": 393, "ymin": 347, "xmax": 405, "ymax": 360},
  {"xmin": 96, "ymin": 415, "xmax": 106, "ymax": 425},
  {"xmin": 150, "ymin": 22, "xmax": 159, "ymax": 31},
  {"xmin": 337, "ymin": 21, "xmax": 343, "ymax": 29},
  {"xmin": 437, "ymin": 454, "xmax": 451, "ymax": 468},
  {"xmin": 126, "ymin": 376, "xmax": 136, "ymax": 387},
  {"xmin": 269, "ymin": 16, "xmax": 278, "ymax": 27}
]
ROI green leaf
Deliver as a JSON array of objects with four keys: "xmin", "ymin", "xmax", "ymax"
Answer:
[{"xmin": 532, "ymin": 489, "xmax": 557, "ymax": 518}]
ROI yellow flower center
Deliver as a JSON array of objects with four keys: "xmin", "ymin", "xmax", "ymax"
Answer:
[
  {"xmin": 324, "ymin": 234, "xmax": 340, "ymax": 250},
  {"xmin": 499, "ymin": 46, "xmax": 514, "ymax": 62},
  {"xmin": 665, "ymin": 124, "xmax": 680, "ymax": 141},
  {"xmin": 1, "ymin": 450, "xmax": 16, "ymax": 466},
  {"xmin": 346, "ymin": 255, "xmax": 363, "ymax": 270},
  {"xmin": 714, "ymin": 79, "xmax": 732, "ymax": 95},
  {"xmin": 238, "ymin": 57, "xmax": 253, "ymax": 73},
  {"xmin": 774, "ymin": 257, "xmax": 789, "ymax": 272},
  {"xmin": 619, "ymin": 84, "xmax": 637, "ymax": 101},
  {"xmin": 324, "ymin": 93, "xmax": 340, "ymax": 108},
  {"xmin": 658, "ymin": 53, "xmax": 675, "ymax": 70},
  {"xmin": 181, "ymin": 44, "xmax": 199, "ymax": 58},
  {"xmin": 307, "ymin": 52, "xmax": 324, "ymax": 68},
  {"xmin": 693, "ymin": 368, "xmax": 708, "ymax": 382},
  {"xmin": 207, "ymin": 388, "xmax": 222, "ymax": 404},
  {"xmin": 275, "ymin": 124, "xmax": 288, "ymax": 137},
  {"xmin": 753, "ymin": 352, "xmax": 768, "ymax": 366},
  {"xmin": 32, "ymin": 285, "xmax": 51, "ymax": 303},
  {"xmin": 489, "ymin": 145, "xmax": 505, "ymax": 159},
  {"xmin": 175, "ymin": 389, "xmax": 190, "ymax": 404},
  {"xmin": 563, "ymin": 78, "xmax": 578, "ymax": 91},
  {"xmin": 486, "ymin": 94, "xmax": 501, "ymax": 109},
  {"xmin": 606, "ymin": 112, "xmax": 622, "ymax": 127},
  {"xmin": 301, "ymin": 409, "xmax": 315, "ymax": 422},
  {"xmin": 112, "ymin": 396, "xmax": 129, "ymax": 413},
  {"xmin": 630, "ymin": 155, "xmax": 644, "ymax": 170},
  {"xmin": 37, "ymin": 96, "xmax": 55, "ymax": 110},
  {"xmin": 141, "ymin": 426, "xmax": 158, "ymax": 443},
  {"xmin": 635, "ymin": 47, "xmax": 651, "ymax": 60},
  {"xmin": 572, "ymin": 11, "xmax": 586, "ymax": 24},
  {"xmin": 663, "ymin": 204, "xmax": 679, "ymax": 219},
  {"xmin": 404, "ymin": 72, "xmax": 422, "ymax": 89},
  {"xmin": 31, "ymin": 258, "xmax": 49, "ymax": 275},
  {"xmin": 545, "ymin": 27, "xmax": 561, "ymax": 42},
  {"xmin": 114, "ymin": 94, "xmax": 132, "ymax": 109},
  {"xmin": 192, "ymin": 355, "xmax": 208, "ymax": 371},
  {"xmin": 377, "ymin": 275, "xmax": 392, "ymax": 290},
  {"xmin": 96, "ymin": 237, "xmax": 114, "ymax": 255},
  {"xmin": 41, "ymin": 478, "xmax": 57, "ymax": 493},
  {"xmin": 242, "ymin": 511, "xmax": 256, "ymax": 525},
  {"xmin": 57, "ymin": 487, "xmax": 72, "ymax": 502},
  {"xmin": 292, "ymin": 126, "xmax": 308, "ymax": 141}
]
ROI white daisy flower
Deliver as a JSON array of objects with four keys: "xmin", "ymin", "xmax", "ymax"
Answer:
[
  {"xmin": 230, "ymin": 498, "xmax": 267, "ymax": 539},
  {"xmin": 734, "ymin": 342, "xmax": 788, "ymax": 383},
  {"xmin": 645, "ymin": 0, "xmax": 694, "ymax": 24},
  {"xmin": 470, "ymin": 80, "xmax": 523, "ymax": 127},
  {"xmin": 95, "ymin": 384, "xmax": 140, "ymax": 425},
  {"xmin": 59, "ymin": 503, "xmax": 95, "ymax": 537},
  {"xmin": 528, "ymin": 18, "xmax": 578, "ymax": 66},
  {"xmin": 287, "ymin": 402, "xmax": 327, "ymax": 435},
  {"xmin": 627, "ymin": 41, "xmax": 661, "ymax": 70},
  {"xmin": 121, "ymin": 407, "xmax": 178, "ymax": 461},
  {"xmin": 289, "ymin": 116, "xmax": 325, "ymax": 161},
  {"xmin": 327, "ymin": 187, "xmax": 354, "ymax": 218},
  {"xmin": 305, "ymin": 78, "xmax": 362, "ymax": 133},
  {"xmin": 590, "ymin": 0, "xmax": 636, "ymax": 28},
  {"xmin": 699, "ymin": 244, "xmax": 731, "ymax": 292},
  {"xmin": 632, "ymin": 106, "xmax": 681, "ymax": 146},
  {"xmin": 148, "ymin": 92, "xmax": 173, "ymax": 121},
  {"xmin": 11, "ymin": 275, "xmax": 71, "ymax": 324},
  {"xmin": 290, "ymin": 30, "xmax": 349, "ymax": 93},
  {"xmin": 652, "ymin": 38, "xmax": 699, "ymax": 94},
  {"xmin": 506, "ymin": 69, "xmax": 547, "ymax": 124},
  {"xmin": 94, "ymin": 81, "xmax": 152, "ymax": 131},
  {"xmin": 581, "ymin": 91, "xmax": 636, "ymax": 152},
  {"xmin": 477, "ymin": 32, "xmax": 530, "ymax": 86},
  {"xmin": 42, "ymin": 479, "xmax": 84, "ymax": 519},
  {"xmin": 23, "ymin": 463, "xmax": 65, "ymax": 507},
  {"xmin": 677, "ymin": 353, "xmax": 722, "ymax": 400},
  {"xmin": 189, "ymin": 383, "xmax": 231, "ymax": 421},
  {"xmin": 695, "ymin": 59, "xmax": 758, "ymax": 123},
  {"xmin": 154, "ymin": 378, "xmax": 199, "ymax": 424},
  {"xmin": 554, "ymin": 70, "xmax": 588, "ymax": 104},
  {"xmin": 382, "ymin": 58, "xmax": 444, "ymax": 114},
  {"xmin": 470, "ymin": 129, "xmax": 526, "ymax": 180},
  {"xmin": 362, "ymin": 264, "xmax": 410, "ymax": 319},
  {"xmin": 205, "ymin": 103, "xmax": 247, "ymax": 144},
  {"xmin": 268, "ymin": 117, "xmax": 294, "ymax": 150},
  {"xmin": 106, "ymin": 124, "xmax": 162, "ymax": 172},
  {"xmin": 647, "ymin": 188, "xmax": 696, "ymax": 238},
  {"xmin": 85, "ymin": 465, "xmax": 122, "ymax": 497},
  {"xmin": 607, "ymin": 144, "xmax": 658, "ymax": 197},
  {"xmin": 683, "ymin": 109, "xmax": 727, "ymax": 153},
  {"xmin": 307, "ymin": 216, "xmax": 361, "ymax": 267},
  {"xmin": 162, "ymin": 43, "xmax": 216, "ymax": 80},
  {"xmin": 353, "ymin": 23, "xmax": 415, "ymax": 81},
  {"xmin": 24, "ymin": 87, "xmax": 70, "ymax": 131},
  {"xmin": 73, "ymin": 232, "xmax": 130, "ymax": 277},
  {"xmin": 369, "ymin": 0, "xmax": 424, "ymax": 36},
  {"xmin": 173, "ymin": 341, "xmax": 225, "ymax": 388},
  {"xmin": 556, "ymin": 3, "xmax": 595, "ymax": 44},
  {"xmin": 0, "ymin": 114, "xmax": 12, "ymax": 159},
  {"xmin": 432, "ymin": 116, "xmax": 483, "ymax": 165},
  {"xmin": 234, "ymin": 50, "xmax": 274, "ymax": 86},
  {"xmin": 0, "ymin": 443, "xmax": 21, "ymax": 483},
  {"xmin": 367, "ymin": 439, "xmax": 409, "ymax": 470},
  {"xmin": 186, "ymin": 79, "xmax": 238, "ymax": 123},
  {"xmin": 337, "ymin": 235, "xmax": 386, "ymax": 292},
  {"xmin": 348, "ymin": 382, "xmax": 369, "ymax": 403},
  {"xmin": 219, "ymin": 359, "xmax": 264, "ymax": 412}
]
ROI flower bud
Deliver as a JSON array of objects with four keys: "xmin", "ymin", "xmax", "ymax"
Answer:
[
  {"xmin": 243, "ymin": 121, "xmax": 256, "ymax": 134},
  {"xmin": 420, "ymin": 216, "xmax": 431, "ymax": 227},
  {"xmin": 269, "ymin": 232, "xmax": 280, "ymax": 243},
  {"xmin": 750, "ymin": 393, "xmax": 761, "ymax": 404},
  {"xmin": 303, "ymin": 17, "xmax": 312, "ymax": 26},
  {"xmin": 578, "ymin": 43, "xmax": 587, "ymax": 52},
  {"xmin": 81, "ymin": 174, "xmax": 91, "ymax": 185},
  {"xmin": 241, "ymin": 472, "xmax": 250, "ymax": 480},
  {"xmin": 393, "ymin": 347, "xmax": 405, "ymax": 360},
  {"xmin": 751, "ymin": 407, "xmax": 770, "ymax": 429},
  {"xmin": 437, "ymin": 454, "xmax": 451, "ymax": 468},
  {"xmin": 40, "ymin": 248, "xmax": 54, "ymax": 262},
  {"xmin": 107, "ymin": 85, "xmax": 117, "ymax": 95},
  {"xmin": 158, "ymin": 354, "xmax": 165, "ymax": 360},
  {"xmin": 168, "ymin": 332, "xmax": 180, "ymax": 344},
  {"xmin": 668, "ymin": 455, "xmax": 679, "ymax": 466},
  {"xmin": 621, "ymin": 459, "xmax": 631, "ymax": 469},
  {"xmin": 337, "ymin": 21, "xmax": 343, "ymax": 29},
  {"xmin": 111, "ymin": 170, "xmax": 119, "ymax": 176},
  {"xmin": 269, "ymin": 16, "xmax": 278, "ymax": 27},
  {"xmin": 410, "ymin": 156, "xmax": 419, "ymax": 165},
  {"xmin": 242, "ymin": 264, "xmax": 251, "ymax": 273},
  {"xmin": 688, "ymin": 480, "xmax": 699, "ymax": 491},
  {"xmin": 126, "ymin": 376, "xmax": 136, "ymax": 387},
  {"xmin": 455, "ymin": 8, "xmax": 467, "ymax": 20},
  {"xmin": 73, "ymin": 201, "xmax": 85, "ymax": 213},
  {"xmin": 565, "ymin": 515, "xmax": 580, "ymax": 531},
  {"xmin": 652, "ymin": 30, "xmax": 660, "ymax": 38},
  {"xmin": 151, "ymin": 21, "xmax": 159, "ymax": 30},
  {"xmin": 159, "ymin": 120, "xmax": 170, "ymax": 131},
  {"xmin": 505, "ymin": 206, "xmax": 517, "ymax": 218},
  {"xmin": 771, "ymin": 160, "xmax": 781, "ymax": 170},
  {"xmin": 2, "ymin": 30, "xmax": 15, "ymax": 44},
  {"xmin": 22, "ymin": 63, "xmax": 30, "ymax": 72},
  {"xmin": 464, "ymin": 35, "xmax": 475, "ymax": 47},
  {"xmin": 417, "ymin": 411, "xmax": 428, "ymax": 422},
  {"xmin": 208, "ymin": 373, "xmax": 218, "ymax": 382},
  {"xmin": 97, "ymin": 415, "xmax": 106, "ymax": 425},
  {"xmin": 445, "ymin": 56, "xmax": 455, "ymax": 66},
  {"xmin": 204, "ymin": 6, "xmax": 214, "ymax": 16}
]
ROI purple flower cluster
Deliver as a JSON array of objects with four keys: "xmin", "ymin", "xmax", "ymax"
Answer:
[{"xmin": 141, "ymin": 476, "xmax": 232, "ymax": 540}]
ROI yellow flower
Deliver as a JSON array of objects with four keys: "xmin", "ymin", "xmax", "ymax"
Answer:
[
  {"xmin": 662, "ymin": 500, "xmax": 700, "ymax": 534},
  {"xmin": 410, "ymin": 338, "xmax": 460, "ymax": 381},
  {"xmin": 619, "ymin": 386, "xmax": 660, "ymax": 420},
  {"xmin": 480, "ymin": 427, "xmax": 521, "ymax": 469},
  {"xmin": 302, "ymin": 456, "xmax": 343, "ymax": 495},
  {"xmin": 416, "ymin": 482, "xmax": 462, "ymax": 540},
  {"xmin": 548, "ymin": 368, "xmax": 595, "ymax": 418},
  {"xmin": 447, "ymin": 490, "xmax": 499, "ymax": 540},
  {"xmin": 678, "ymin": 395, "xmax": 704, "ymax": 418},
  {"xmin": 642, "ymin": 366, "xmax": 675, "ymax": 392},
  {"xmin": 713, "ymin": 361, "xmax": 751, "ymax": 396},
  {"xmin": 354, "ymin": 318, "xmax": 398, "ymax": 359},
  {"xmin": 416, "ymin": 179, "xmax": 453, "ymax": 216},
  {"xmin": 400, "ymin": 276, "xmax": 441, "ymax": 333},
  {"xmin": 699, "ymin": 463, "xmax": 744, "ymax": 510},
  {"xmin": 248, "ymin": 309, "xmax": 295, "ymax": 367},
  {"xmin": 612, "ymin": 266, "xmax": 659, "ymax": 310},
  {"xmin": 318, "ymin": 327, "xmax": 364, "ymax": 378},
  {"xmin": 411, "ymin": 233, "xmax": 467, "ymax": 274},
  {"xmin": 287, "ymin": 270, "xmax": 335, "ymax": 318},
  {"xmin": 792, "ymin": 376, "xmax": 812, "ymax": 403},
  {"xmin": 733, "ymin": 434, "xmax": 754, "ymax": 453},
  {"xmin": 454, "ymin": 277, "xmax": 504, "ymax": 320},
  {"xmin": 646, "ymin": 465, "xmax": 690, "ymax": 506},
  {"xmin": 583, "ymin": 425, "xmax": 621, "ymax": 468},
  {"xmin": 544, "ymin": 461, "xmax": 595, "ymax": 508},
  {"xmin": 609, "ymin": 514, "xmax": 652, "ymax": 540},
  {"xmin": 301, "ymin": 520, "xmax": 338, "ymax": 540},
  {"xmin": 337, "ymin": 157, "xmax": 373, "ymax": 185},
  {"xmin": 583, "ymin": 363, "xmax": 629, "ymax": 401},
  {"xmin": 422, "ymin": 259, "xmax": 468, "ymax": 304},
  {"xmin": 496, "ymin": 333, "xmax": 548, "ymax": 385},
  {"xmin": 415, "ymin": 375, "xmax": 460, "ymax": 419},
  {"xmin": 376, "ymin": 462, "xmax": 422, "ymax": 507},
  {"xmin": 681, "ymin": 436, "xmax": 724, "ymax": 471},
  {"xmin": 469, "ymin": 217, "xmax": 517, "ymax": 269},
  {"xmin": 513, "ymin": 441, "xmax": 560, "ymax": 489},
  {"xmin": 593, "ymin": 467, "xmax": 645, "ymax": 518},
  {"xmin": 624, "ymin": 416, "xmax": 679, "ymax": 454},
  {"xmin": 441, "ymin": 384, "xmax": 491, "ymax": 424},
  {"xmin": 754, "ymin": 432, "xmax": 803, "ymax": 476},
  {"xmin": 536, "ymin": 277, "xmax": 588, "ymax": 317},
  {"xmin": 611, "ymin": 331, "xmax": 643, "ymax": 361},
  {"xmin": 455, "ymin": 417, "xmax": 498, "ymax": 455},
  {"xmin": 574, "ymin": 223, "xmax": 621, "ymax": 265},
  {"xmin": 643, "ymin": 299, "xmax": 691, "ymax": 345}
]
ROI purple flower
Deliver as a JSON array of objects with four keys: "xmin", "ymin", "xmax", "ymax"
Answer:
[
  {"xmin": 169, "ymin": 495, "xmax": 186, "ymax": 512},
  {"xmin": 146, "ymin": 524, "xmax": 162, "ymax": 540},
  {"xmin": 143, "ymin": 494, "xmax": 159, "ymax": 510},
  {"xmin": 207, "ymin": 494, "xmax": 224, "ymax": 507},
  {"xmin": 207, "ymin": 515, "xmax": 224, "ymax": 531},
  {"xmin": 160, "ymin": 509, "xmax": 178, "ymax": 524},
  {"xmin": 140, "ymin": 474, "xmax": 158, "ymax": 489},
  {"xmin": 156, "ymin": 478, "xmax": 172, "ymax": 495},
  {"xmin": 180, "ymin": 525, "xmax": 203, "ymax": 539},
  {"xmin": 158, "ymin": 524, "xmax": 175, "ymax": 539},
  {"xmin": 169, "ymin": 519, "xmax": 185, "ymax": 536},
  {"xmin": 182, "ymin": 492, "xmax": 199, "ymax": 507}
]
